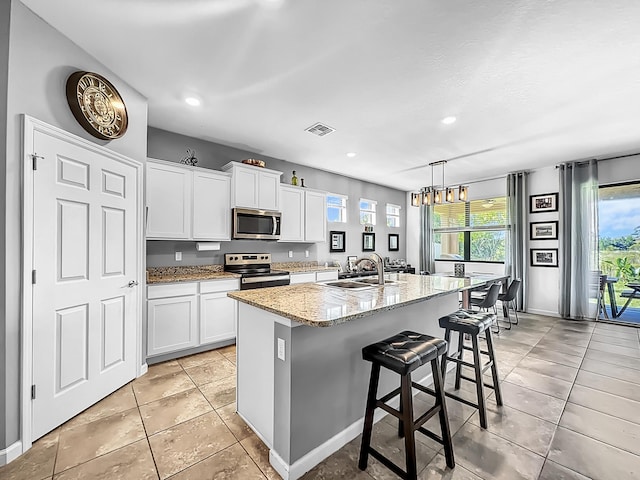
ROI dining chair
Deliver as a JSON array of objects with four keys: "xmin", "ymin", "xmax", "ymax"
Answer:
[
  {"xmin": 497, "ymin": 279, "xmax": 522, "ymax": 329},
  {"xmin": 598, "ymin": 274, "xmax": 609, "ymax": 319},
  {"xmin": 469, "ymin": 283, "xmax": 502, "ymax": 333}
]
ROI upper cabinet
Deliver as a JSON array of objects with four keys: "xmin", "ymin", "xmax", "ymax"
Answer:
[
  {"xmin": 222, "ymin": 162, "xmax": 282, "ymax": 211},
  {"xmin": 146, "ymin": 159, "xmax": 231, "ymax": 241},
  {"xmin": 279, "ymin": 185, "xmax": 327, "ymax": 243}
]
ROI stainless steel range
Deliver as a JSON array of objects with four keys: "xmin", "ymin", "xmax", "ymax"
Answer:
[{"xmin": 224, "ymin": 253, "xmax": 290, "ymax": 290}]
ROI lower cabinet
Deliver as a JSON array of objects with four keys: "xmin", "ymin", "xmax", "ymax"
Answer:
[
  {"xmin": 290, "ymin": 270, "xmax": 339, "ymax": 285},
  {"xmin": 147, "ymin": 278, "xmax": 239, "ymax": 359}
]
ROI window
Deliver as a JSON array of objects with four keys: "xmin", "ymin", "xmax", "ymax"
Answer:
[
  {"xmin": 386, "ymin": 203, "xmax": 401, "ymax": 228},
  {"xmin": 359, "ymin": 198, "xmax": 377, "ymax": 225},
  {"xmin": 327, "ymin": 193, "xmax": 348, "ymax": 223},
  {"xmin": 433, "ymin": 197, "xmax": 507, "ymax": 262}
]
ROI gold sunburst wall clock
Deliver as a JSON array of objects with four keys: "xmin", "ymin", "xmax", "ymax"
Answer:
[{"xmin": 65, "ymin": 71, "xmax": 128, "ymax": 140}]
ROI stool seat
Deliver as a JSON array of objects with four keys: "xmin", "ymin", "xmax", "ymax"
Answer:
[
  {"xmin": 362, "ymin": 330, "xmax": 447, "ymax": 375},
  {"xmin": 438, "ymin": 310, "xmax": 495, "ymax": 335}
]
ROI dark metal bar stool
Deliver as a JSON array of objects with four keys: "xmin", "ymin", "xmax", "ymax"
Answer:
[
  {"xmin": 438, "ymin": 310, "xmax": 503, "ymax": 429},
  {"xmin": 359, "ymin": 331, "xmax": 455, "ymax": 480}
]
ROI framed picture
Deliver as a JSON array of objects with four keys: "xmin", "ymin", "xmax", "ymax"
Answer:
[
  {"xmin": 362, "ymin": 232, "xmax": 375, "ymax": 251},
  {"xmin": 388, "ymin": 233, "xmax": 399, "ymax": 251},
  {"xmin": 530, "ymin": 221, "xmax": 558, "ymax": 240},
  {"xmin": 329, "ymin": 231, "xmax": 346, "ymax": 252},
  {"xmin": 530, "ymin": 248, "xmax": 558, "ymax": 267},
  {"xmin": 530, "ymin": 192, "xmax": 558, "ymax": 213}
]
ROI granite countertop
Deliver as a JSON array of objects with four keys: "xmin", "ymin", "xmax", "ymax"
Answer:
[
  {"xmin": 228, "ymin": 273, "xmax": 496, "ymax": 327},
  {"xmin": 273, "ymin": 262, "xmax": 339, "ymax": 274},
  {"xmin": 147, "ymin": 265, "xmax": 239, "ymax": 284}
]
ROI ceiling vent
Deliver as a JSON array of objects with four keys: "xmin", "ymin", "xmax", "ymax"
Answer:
[{"xmin": 305, "ymin": 122, "xmax": 335, "ymax": 137}]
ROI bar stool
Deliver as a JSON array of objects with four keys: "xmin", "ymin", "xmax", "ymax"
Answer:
[
  {"xmin": 359, "ymin": 330, "xmax": 455, "ymax": 480},
  {"xmin": 438, "ymin": 310, "xmax": 503, "ymax": 429}
]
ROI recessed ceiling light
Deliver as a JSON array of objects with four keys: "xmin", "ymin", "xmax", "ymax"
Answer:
[
  {"xmin": 346, "ymin": 152, "xmax": 357, "ymax": 158},
  {"xmin": 441, "ymin": 116, "xmax": 457, "ymax": 125},
  {"xmin": 185, "ymin": 97, "xmax": 201, "ymax": 107}
]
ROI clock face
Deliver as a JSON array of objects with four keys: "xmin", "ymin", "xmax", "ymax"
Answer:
[{"xmin": 66, "ymin": 71, "xmax": 128, "ymax": 140}]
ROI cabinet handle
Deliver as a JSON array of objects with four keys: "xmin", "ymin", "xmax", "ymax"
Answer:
[
  {"xmin": 128, "ymin": 280, "xmax": 139, "ymax": 288},
  {"xmin": 145, "ymin": 206, "xmax": 149, "ymax": 229}
]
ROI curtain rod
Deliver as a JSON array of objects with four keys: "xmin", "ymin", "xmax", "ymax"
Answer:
[{"xmin": 555, "ymin": 151, "xmax": 640, "ymax": 168}]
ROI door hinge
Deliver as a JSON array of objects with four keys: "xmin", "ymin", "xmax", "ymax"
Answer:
[
  {"xmin": 31, "ymin": 385, "xmax": 36, "ymax": 400},
  {"xmin": 30, "ymin": 154, "xmax": 43, "ymax": 170},
  {"xmin": 32, "ymin": 269, "xmax": 36, "ymax": 284}
]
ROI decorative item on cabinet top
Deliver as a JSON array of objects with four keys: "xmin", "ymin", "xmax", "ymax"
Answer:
[
  {"xmin": 180, "ymin": 149, "xmax": 198, "ymax": 166},
  {"xmin": 242, "ymin": 158, "xmax": 266, "ymax": 168}
]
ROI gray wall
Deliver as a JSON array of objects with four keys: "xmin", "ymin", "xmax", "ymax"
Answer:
[
  {"xmin": 0, "ymin": 0, "xmax": 10, "ymax": 452},
  {"xmin": 147, "ymin": 127, "xmax": 409, "ymax": 268},
  {"xmin": 2, "ymin": 1, "xmax": 148, "ymax": 450}
]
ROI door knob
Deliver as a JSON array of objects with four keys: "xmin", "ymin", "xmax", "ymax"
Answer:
[{"xmin": 127, "ymin": 280, "xmax": 139, "ymax": 288}]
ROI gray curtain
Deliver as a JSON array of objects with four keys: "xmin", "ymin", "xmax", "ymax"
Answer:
[
  {"xmin": 419, "ymin": 204, "xmax": 435, "ymax": 274},
  {"xmin": 558, "ymin": 160, "xmax": 599, "ymax": 320},
  {"xmin": 506, "ymin": 172, "xmax": 528, "ymax": 311}
]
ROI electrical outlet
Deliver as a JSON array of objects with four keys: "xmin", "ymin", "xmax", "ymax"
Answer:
[
  {"xmin": 175, "ymin": 251, "xmax": 182, "ymax": 261},
  {"xmin": 277, "ymin": 338, "xmax": 286, "ymax": 361},
  {"xmin": 305, "ymin": 250, "xmax": 309, "ymax": 258},
  {"xmin": 288, "ymin": 251, "xmax": 293, "ymax": 258}
]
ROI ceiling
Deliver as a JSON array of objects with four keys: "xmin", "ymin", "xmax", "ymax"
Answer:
[{"xmin": 21, "ymin": 0, "xmax": 640, "ymax": 191}]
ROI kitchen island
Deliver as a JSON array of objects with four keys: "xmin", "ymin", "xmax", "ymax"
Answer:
[{"xmin": 228, "ymin": 273, "xmax": 498, "ymax": 480}]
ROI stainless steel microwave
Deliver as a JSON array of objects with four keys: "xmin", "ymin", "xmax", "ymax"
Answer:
[{"xmin": 232, "ymin": 208, "xmax": 281, "ymax": 240}]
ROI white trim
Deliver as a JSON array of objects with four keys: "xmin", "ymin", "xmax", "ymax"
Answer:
[
  {"xmin": 0, "ymin": 441, "xmax": 23, "ymax": 466},
  {"xmin": 138, "ymin": 363, "xmax": 148, "ymax": 378},
  {"xmin": 526, "ymin": 308, "xmax": 561, "ymax": 318},
  {"xmin": 20, "ymin": 115, "xmax": 144, "ymax": 454},
  {"xmin": 266, "ymin": 367, "xmax": 448, "ymax": 480}
]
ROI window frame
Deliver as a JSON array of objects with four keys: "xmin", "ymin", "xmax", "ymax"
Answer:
[
  {"xmin": 327, "ymin": 193, "xmax": 348, "ymax": 223},
  {"xmin": 433, "ymin": 198, "xmax": 508, "ymax": 264},
  {"xmin": 386, "ymin": 203, "xmax": 401, "ymax": 228},
  {"xmin": 359, "ymin": 198, "xmax": 377, "ymax": 226}
]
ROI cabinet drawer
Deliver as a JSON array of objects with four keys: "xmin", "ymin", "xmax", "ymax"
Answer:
[
  {"xmin": 316, "ymin": 271, "xmax": 338, "ymax": 282},
  {"xmin": 147, "ymin": 282, "xmax": 198, "ymax": 299},
  {"xmin": 200, "ymin": 278, "xmax": 240, "ymax": 294},
  {"xmin": 290, "ymin": 272, "xmax": 316, "ymax": 284}
]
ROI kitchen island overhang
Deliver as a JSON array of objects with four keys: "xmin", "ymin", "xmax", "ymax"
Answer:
[{"xmin": 228, "ymin": 273, "xmax": 497, "ymax": 480}]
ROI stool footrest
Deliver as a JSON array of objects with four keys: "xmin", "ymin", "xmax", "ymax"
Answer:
[
  {"xmin": 417, "ymin": 426, "xmax": 444, "ymax": 445},
  {"xmin": 376, "ymin": 400, "xmax": 401, "ymax": 419},
  {"xmin": 378, "ymin": 386, "xmax": 401, "ymax": 405},
  {"xmin": 413, "ymin": 404, "xmax": 441, "ymax": 431},
  {"xmin": 462, "ymin": 345, "xmax": 491, "ymax": 356},
  {"xmin": 458, "ymin": 374, "xmax": 497, "ymax": 391},
  {"xmin": 368, "ymin": 447, "xmax": 407, "ymax": 479},
  {"xmin": 444, "ymin": 356, "xmax": 476, "ymax": 369},
  {"xmin": 445, "ymin": 390, "xmax": 480, "ymax": 410},
  {"xmin": 412, "ymin": 381, "xmax": 436, "ymax": 398}
]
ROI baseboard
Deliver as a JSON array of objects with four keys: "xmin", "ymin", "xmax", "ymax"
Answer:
[
  {"xmin": 0, "ymin": 440, "xmax": 23, "ymax": 466},
  {"xmin": 138, "ymin": 362, "xmax": 148, "ymax": 377},
  {"xmin": 267, "ymin": 367, "xmax": 449, "ymax": 480},
  {"xmin": 526, "ymin": 308, "xmax": 560, "ymax": 318}
]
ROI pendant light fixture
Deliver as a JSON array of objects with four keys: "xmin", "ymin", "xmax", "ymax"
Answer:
[{"xmin": 411, "ymin": 160, "xmax": 469, "ymax": 207}]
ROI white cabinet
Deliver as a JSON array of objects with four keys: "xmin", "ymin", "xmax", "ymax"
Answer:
[
  {"xmin": 223, "ymin": 162, "xmax": 282, "ymax": 210},
  {"xmin": 278, "ymin": 185, "xmax": 327, "ymax": 243},
  {"xmin": 200, "ymin": 279, "xmax": 239, "ymax": 345},
  {"xmin": 290, "ymin": 272, "xmax": 316, "ymax": 284},
  {"xmin": 147, "ymin": 283, "xmax": 198, "ymax": 356},
  {"xmin": 304, "ymin": 189, "xmax": 327, "ymax": 242},
  {"xmin": 316, "ymin": 270, "xmax": 339, "ymax": 282},
  {"xmin": 280, "ymin": 186, "xmax": 305, "ymax": 242},
  {"xmin": 146, "ymin": 159, "xmax": 231, "ymax": 241},
  {"xmin": 192, "ymin": 170, "xmax": 231, "ymax": 240},
  {"xmin": 146, "ymin": 161, "xmax": 191, "ymax": 239},
  {"xmin": 146, "ymin": 278, "xmax": 240, "ymax": 359}
]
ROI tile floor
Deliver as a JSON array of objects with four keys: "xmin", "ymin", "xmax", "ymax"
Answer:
[{"xmin": 2, "ymin": 313, "xmax": 640, "ymax": 479}]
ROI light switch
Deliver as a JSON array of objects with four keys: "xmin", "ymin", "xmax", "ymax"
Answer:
[
  {"xmin": 288, "ymin": 251, "xmax": 293, "ymax": 258},
  {"xmin": 175, "ymin": 251, "xmax": 182, "ymax": 261},
  {"xmin": 277, "ymin": 338, "xmax": 286, "ymax": 361},
  {"xmin": 305, "ymin": 250, "xmax": 309, "ymax": 258}
]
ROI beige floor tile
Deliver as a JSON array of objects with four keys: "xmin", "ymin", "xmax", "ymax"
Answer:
[
  {"xmin": 217, "ymin": 402, "xmax": 254, "ymax": 441},
  {"xmin": 241, "ymin": 434, "xmax": 281, "ymax": 480},
  {"xmin": 139, "ymin": 388, "xmax": 213, "ymax": 435},
  {"xmin": 178, "ymin": 349, "xmax": 226, "ymax": 369},
  {"xmin": 148, "ymin": 411, "xmax": 236, "ymax": 479},
  {"xmin": 217, "ymin": 344, "xmax": 237, "ymax": 356},
  {"xmin": 170, "ymin": 443, "xmax": 265, "ymax": 480},
  {"xmin": 199, "ymin": 375, "xmax": 237, "ymax": 408},
  {"xmin": 185, "ymin": 356, "xmax": 236, "ymax": 386},
  {"xmin": 53, "ymin": 439, "xmax": 157, "ymax": 480},
  {"xmin": 419, "ymin": 453, "xmax": 483, "ymax": 479},
  {"xmin": 55, "ymin": 408, "xmax": 146, "ymax": 473},
  {"xmin": 0, "ymin": 428, "xmax": 59, "ymax": 480},
  {"xmin": 145, "ymin": 360, "xmax": 182, "ymax": 380},
  {"xmin": 62, "ymin": 383, "xmax": 137, "ymax": 430},
  {"xmin": 132, "ymin": 370, "xmax": 196, "ymax": 405},
  {"xmin": 301, "ymin": 436, "xmax": 372, "ymax": 479}
]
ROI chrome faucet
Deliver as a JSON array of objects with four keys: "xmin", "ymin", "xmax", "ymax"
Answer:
[{"xmin": 354, "ymin": 253, "xmax": 385, "ymax": 285}]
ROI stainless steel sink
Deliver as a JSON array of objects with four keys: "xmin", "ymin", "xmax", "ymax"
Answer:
[
  {"xmin": 324, "ymin": 281, "xmax": 373, "ymax": 290},
  {"xmin": 357, "ymin": 277, "xmax": 396, "ymax": 285}
]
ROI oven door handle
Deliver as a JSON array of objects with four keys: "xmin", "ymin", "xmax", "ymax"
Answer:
[{"xmin": 242, "ymin": 275, "xmax": 290, "ymax": 285}]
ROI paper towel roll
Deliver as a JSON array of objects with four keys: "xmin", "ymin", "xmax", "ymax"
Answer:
[{"xmin": 195, "ymin": 242, "xmax": 221, "ymax": 251}]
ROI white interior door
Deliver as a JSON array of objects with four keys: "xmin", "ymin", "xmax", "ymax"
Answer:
[{"xmin": 30, "ymin": 129, "xmax": 140, "ymax": 440}]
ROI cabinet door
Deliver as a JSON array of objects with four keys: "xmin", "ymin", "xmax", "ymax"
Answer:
[
  {"xmin": 193, "ymin": 171, "xmax": 231, "ymax": 240},
  {"xmin": 147, "ymin": 295, "xmax": 197, "ymax": 356},
  {"xmin": 146, "ymin": 162, "xmax": 192, "ymax": 239},
  {"xmin": 233, "ymin": 168, "xmax": 259, "ymax": 209},
  {"xmin": 316, "ymin": 271, "xmax": 338, "ymax": 282},
  {"xmin": 290, "ymin": 272, "xmax": 316, "ymax": 284},
  {"xmin": 200, "ymin": 292, "xmax": 237, "ymax": 344},
  {"xmin": 279, "ymin": 186, "xmax": 305, "ymax": 242},
  {"xmin": 304, "ymin": 190, "xmax": 327, "ymax": 242},
  {"xmin": 258, "ymin": 172, "xmax": 280, "ymax": 210}
]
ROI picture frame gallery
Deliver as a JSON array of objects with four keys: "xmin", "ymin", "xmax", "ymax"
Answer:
[
  {"xmin": 530, "ymin": 192, "xmax": 558, "ymax": 213},
  {"xmin": 530, "ymin": 221, "xmax": 558, "ymax": 240},
  {"xmin": 530, "ymin": 248, "xmax": 558, "ymax": 267}
]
